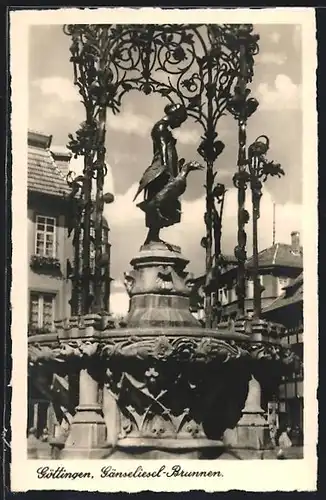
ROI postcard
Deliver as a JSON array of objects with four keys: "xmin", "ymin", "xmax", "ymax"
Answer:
[{"xmin": 10, "ymin": 7, "xmax": 318, "ymax": 492}]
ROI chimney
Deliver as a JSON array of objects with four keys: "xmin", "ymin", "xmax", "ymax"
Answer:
[{"xmin": 291, "ymin": 231, "xmax": 301, "ymax": 255}]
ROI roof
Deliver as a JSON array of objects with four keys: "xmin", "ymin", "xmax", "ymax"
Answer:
[
  {"xmin": 28, "ymin": 131, "xmax": 110, "ymax": 229},
  {"xmin": 262, "ymin": 272, "xmax": 303, "ymax": 314},
  {"xmin": 191, "ymin": 241, "xmax": 303, "ymax": 289},
  {"xmin": 28, "ymin": 130, "xmax": 53, "ymax": 149},
  {"xmin": 286, "ymin": 271, "xmax": 303, "ymax": 288},
  {"xmin": 246, "ymin": 243, "xmax": 303, "ymax": 270},
  {"xmin": 28, "ymin": 131, "xmax": 70, "ymax": 197},
  {"xmin": 50, "ymin": 146, "xmax": 72, "ymax": 178}
]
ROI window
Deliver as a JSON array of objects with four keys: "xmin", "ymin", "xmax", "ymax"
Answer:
[
  {"xmin": 218, "ymin": 288, "xmax": 227, "ymax": 305},
  {"xmin": 35, "ymin": 216, "xmax": 56, "ymax": 257},
  {"xmin": 277, "ymin": 277, "xmax": 290, "ymax": 296},
  {"xmin": 230, "ymin": 286, "xmax": 237, "ymax": 303},
  {"xmin": 279, "ymin": 401, "xmax": 286, "ymax": 413},
  {"xmin": 247, "ymin": 279, "xmax": 254, "ymax": 299},
  {"xmin": 29, "ymin": 292, "xmax": 56, "ymax": 330}
]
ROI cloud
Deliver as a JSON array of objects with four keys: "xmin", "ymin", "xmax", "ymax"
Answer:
[
  {"xmin": 256, "ymin": 52, "xmax": 287, "ymax": 66},
  {"xmin": 106, "ymin": 182, "xmax": 142, "ymax": 225},
  {"xmin": 109, "ymin": 280, "xmax": 129, "ymax": 316},
  {"xmin": 256, "ymin": 74, "xmax": 301, "ymax": 111},
  {"xmin": 107, "ymin": 106, "xmax": 200, "ymax": 145},
  {"xmin": 105, "ymin": 181, "xmax": 302, "ymax": 316},
  {"xmin": 292, "ymin": 25, "xmax": 301, "ymax": 52},
  {"xmin": 107, "ymin": 109, "xmax": 152, "ymax": 137},
  {"xmin": 173, "ymin": 128, "xmax": 199, "ymax": 145},
  {"xmin": 111, "ymin": 151, "xmax": 138, "ymax": 166},
  {"xmin": 269, "ymin": 32, "xmax": 281, "ymax": 44},
  {"xmin": 110, "ymin": 291, "xmax": 130, "ymax": 316},
  {"xmin": 221, "ymin": 188, "xmax": 302, "ymax": 253},
  {"xmin": 68, "ymin": 155, "xmax": 115, "ymax": 195},
  {"xmin": 32, "ymin": 77, "xmax": 80, "ymax": 103}
]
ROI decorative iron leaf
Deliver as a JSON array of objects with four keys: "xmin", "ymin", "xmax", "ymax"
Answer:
[
  {"xmin": 213, "ymin": 140, "xmax": 225, "ymax": 158},
  {"xmin": 173, "ymin": 46, "xmax": 186, "ymax": 62},
  {"xmin": 245, "ymin": 98, "xmax": 259, "ymax": 118},
  {"xmin": 159, "ymin": 88, "xmax": 173, "ymax": 97},
  {"xmin": 182, "ymin": 32, "xmax": 194, "ymax": 44},
  {"xmin": 187, "ymin": 95, "xmax": 201, "ymax": 110},
  {"xmin": 212, "ymin": 183, "xmax": 226, "ymax": 199},
  {"xmin": 121, "ymin": 81, "xmax": 133, "ymax": 91},
  {"xmin": 201, "ymin": 237, "xmax": 208, "ymax": 249}
]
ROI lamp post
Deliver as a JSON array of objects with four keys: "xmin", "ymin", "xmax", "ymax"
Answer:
[
  {"xmin": 227, "ymin": 24, "xmax": 260, "ymax": 319},
  {"xmin": 247, "ymin": 135, "xmax": 284, "ymax": 318}
]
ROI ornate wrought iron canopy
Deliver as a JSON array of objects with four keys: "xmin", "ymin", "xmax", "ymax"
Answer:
[{"xmin": 63, "ymin": 23, "xmax": 260, "ymax": 323}]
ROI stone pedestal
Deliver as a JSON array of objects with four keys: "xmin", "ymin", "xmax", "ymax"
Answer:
[
  {"xmin": 61, "ymin": 368, "xmax": 107, "ymax": 459},
  {"xmin": 125, "ymin": 241, "xmax": 199, "ymax": 328},
  {"xmin": 224, "ymin": 375, "xmax": 270, "ymax": 456},
  {"xmin": 27, "ymin": 243, "xmax": 299, "ymax": 460}
]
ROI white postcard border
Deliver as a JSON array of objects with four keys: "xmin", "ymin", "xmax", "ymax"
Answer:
[{"xmin": 10, "ymin": 7, "xmax": 318, "ymax": 493}]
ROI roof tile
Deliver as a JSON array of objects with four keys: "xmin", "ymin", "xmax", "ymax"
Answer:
[
  {"xmin": 262, "ymin": 273, "xmax": 303, "ymax": 313},
  {"xmin": 28, "ymin": 145, "xmax": 70, "ymax": 197},
  {"xmin": 246, "ymin": 243, "xmax": 303, "ymax": 269}
]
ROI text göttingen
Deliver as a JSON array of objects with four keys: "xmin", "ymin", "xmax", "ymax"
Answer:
[{"xmin": 36, "ymin": 465, "xmax": 223, "ymax": 480}]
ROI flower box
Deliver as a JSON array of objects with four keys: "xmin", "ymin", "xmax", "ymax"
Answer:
[
  {"xmin": 30, "ymin": 255, "xmax": 61, "ymax": 274},
  {"xmin": 28, "ymin": 325, "xmax": 53, "ymax": 336}
]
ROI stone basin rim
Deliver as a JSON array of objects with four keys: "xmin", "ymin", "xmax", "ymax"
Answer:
[
  {"xmin": 115, "ymin": 437, "xmax": 225, "ymax": 449},
  {"xmin": 27, "ymin": 326, "xmax": 255, "ymax": 345}
]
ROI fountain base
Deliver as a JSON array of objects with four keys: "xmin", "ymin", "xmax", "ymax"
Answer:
[
  {"xmin": 60, "ymin": 405, "xmax": 107, "ymax": 459},
  {"xmin": 27, "ymin": 242, "xmax": 298, "ymax": 460}
]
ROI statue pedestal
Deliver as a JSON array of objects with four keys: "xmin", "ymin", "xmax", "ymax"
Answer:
[
  {"xmin": 97, "ymin": 242, "xmax": 252, "ymax": 458},
  {"xmin": 125, "ymin": 241, "xmax": 199, "ymax": 328}
]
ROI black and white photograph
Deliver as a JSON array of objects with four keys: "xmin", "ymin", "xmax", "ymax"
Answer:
[{"xmin": 10, "ymin": 7, "xmax": 318, "ymax": 493}]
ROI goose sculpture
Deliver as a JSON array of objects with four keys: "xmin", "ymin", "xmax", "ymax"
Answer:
[{"xmin": 134, "ymin": 160, "xmax": 204, "ymax": 245}]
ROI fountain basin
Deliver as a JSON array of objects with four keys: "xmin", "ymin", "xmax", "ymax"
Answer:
[{"xmin": 28, "ymin": 319, "xmax": 297, "ymax": 459}]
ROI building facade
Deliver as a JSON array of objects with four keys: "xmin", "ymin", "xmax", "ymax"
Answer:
[
  {"xmin": 27, "ymin": 131, "xmax": 112, "ymax": 442},
  {"xmin": 28, "ymin": 131, "xmax": 73, "ymax": 337},
  {"xmin": 262, "ymin": 272, "xmax": 304, "ymax": 438},
  {"xmin": 190, "ymin": 231, "xmax": 303, "ymax": 324}
]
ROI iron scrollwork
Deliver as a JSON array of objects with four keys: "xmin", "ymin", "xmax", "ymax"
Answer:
[
  {"xmin": 247, "ymin": 135, "xmax": 284, "ymax": 318},
  {"xmin": 63, "ymin": 24, "xmax": 260, "ymax": 326},
  {"xmin": 226, "ymin": 24, "xmax": 260, "ymax": 318},
  {"xmin": 230, "ymin": 130, "xmax": 284, "ymax": 319}
]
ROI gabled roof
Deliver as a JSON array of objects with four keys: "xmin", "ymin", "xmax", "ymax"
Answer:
[
  {"xmin": 246, "ymin": 243, "xmax": 303, "ymax": 270},
  {"xmin": 28, "ymin": 131, "xmax": 70, "ymax": 198},
  {"xmin": 262, "ymin": 272, "xmax": 303, "ymax": 314}
]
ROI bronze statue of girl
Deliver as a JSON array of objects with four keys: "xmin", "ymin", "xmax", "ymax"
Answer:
[{"xmin": 133, "ymin": 103, "xmax": 192, "ymax": 245}]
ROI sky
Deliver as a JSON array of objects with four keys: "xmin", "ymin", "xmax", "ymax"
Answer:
[{"xmin": 28, "ymin": 23, "xmax": 303, "ymax": 315}]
